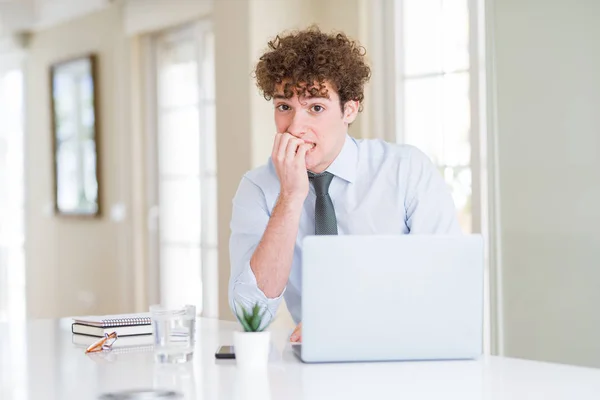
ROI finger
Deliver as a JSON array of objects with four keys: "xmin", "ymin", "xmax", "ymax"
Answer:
[
  {"xmin": 290, "ymin": 323, "xmax": 302, "ymax": 342},
  {"xmin": 276, "ymin": 133, "xmax": 292, "ymax": 163},
  {"xmin": 272, "ymin": 133, "xmax": 283, "ymax": 158},
  {"xmin": 290, "ymin": 326, "xmax": 299, "ymax": 341},
  {"xmin": 295, "ymin": 143, "xmax": 312, "ymax": 163},
  {"xmin": 285, "ymin": 138, "xmax": 303, "ymax": 162},
  {"xmin": 290, "ymin": 329, "xmax": 300, "ymax": 342}
]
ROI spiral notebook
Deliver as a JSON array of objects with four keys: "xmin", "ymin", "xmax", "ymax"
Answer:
[
  {"xmin": 73, "ymin": 313, "xmax": 151, "ymax": 328},
  {"xmin": 72, "ymin": 313, "xmax": 153, "ymax": 337}
]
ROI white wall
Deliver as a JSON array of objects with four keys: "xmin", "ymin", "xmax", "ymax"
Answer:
[
  {"xmin": 123, "ymin": 0, "xmax": 213, "ymax": 35},
  {"xmin": 309, "ymin": 0, "xmax": 360, "ymax": 39},
  {"xmin": 493, "ymin": 0, "xmax": 600, "ymax": 368},
  {"xmin": 0, "ymin": 0, "xmax": 111, "ymax": 35},
  {"xmin": 25, "ymin": 4, "xmax": 135, "ymax": 318},
  {"xmin": 214, "ymin": 0, "xmax": 254, "ymax": 322}
]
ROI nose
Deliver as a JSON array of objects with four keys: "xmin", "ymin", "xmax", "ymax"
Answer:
[{"xmin": 287, "ymin": 110, "xmax": 307, "ymax": 139}]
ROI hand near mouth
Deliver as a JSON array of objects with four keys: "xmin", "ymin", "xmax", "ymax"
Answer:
[
  {"xmin": 297, "ymin": 141, "xmax": 316, "ymax": 153},
  {"xmin": 272, "ymin": 132, "xmax": 313, "ymax": 203}
]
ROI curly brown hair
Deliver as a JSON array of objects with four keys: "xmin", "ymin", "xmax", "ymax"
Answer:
[{"xmin": 254, "ymin": 26, "xmax": 371, "ymax": 112}]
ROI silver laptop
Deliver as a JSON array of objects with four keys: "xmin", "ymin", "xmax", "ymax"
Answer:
[{"xmin": 294, "ymin": 234, "xmax": 483, "ymax": 363}]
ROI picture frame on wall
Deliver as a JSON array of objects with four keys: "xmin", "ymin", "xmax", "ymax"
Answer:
[{"xmin": 49, "ymin": 54, "xmax": 101, "ymax": 217}]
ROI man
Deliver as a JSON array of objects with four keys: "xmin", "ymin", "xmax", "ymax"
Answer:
[{"xmin": 228, "ymin": 27, "xmax": 461, "ymax": 342}]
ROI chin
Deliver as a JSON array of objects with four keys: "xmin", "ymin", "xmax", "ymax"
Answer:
[
  {"xmin": 305, "ymin": 162, "xmax": 324, "ymax": 174},
  {"xmin": 304, "ymin": 154, "xmax": 314, "ymax": 169},
  {"xmin": 305, "ymin": 153, "xmax": 321, "ymax": 171}
]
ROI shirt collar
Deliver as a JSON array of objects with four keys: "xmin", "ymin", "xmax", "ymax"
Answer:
[{"xmin": 324, "ymin": 134, "xmax": 358, "ymax": 184}]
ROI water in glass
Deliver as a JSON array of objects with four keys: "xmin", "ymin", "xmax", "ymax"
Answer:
[{"xmin": 150, "ymin": 304, "xmax": 196, "ymax": 364}]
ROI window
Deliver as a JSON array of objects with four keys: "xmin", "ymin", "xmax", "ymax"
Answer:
[
  {"xmin": 395, "ymin": 0, "xmax": 477, "ymax": 234},
  {"xmin": 0, "ymin": 65, "xmax": 27, "ymax": 400},
  {"xmin": 392, "ymin": 0, "xmax": 490, "ymax": 352},
  {"xmin": 151, "ymin": 22, "xmax": 217, "ymax": 315},
  {"xmin": 0, "ymin": 68, "xmax": 25, "ymax": 322}
]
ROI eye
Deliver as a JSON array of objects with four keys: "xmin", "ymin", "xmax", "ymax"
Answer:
[
  {"xmin": 276, "ymin": 104, "xmax": 291, "ymax": 111},
  {"xmin": 311, "ymin": 104, "xmax": 325, "ymax": 113}
]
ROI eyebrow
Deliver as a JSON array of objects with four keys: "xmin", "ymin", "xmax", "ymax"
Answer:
[{"xmin": 273, "ymin": 93, "xmax": 330, "ymax": 100}]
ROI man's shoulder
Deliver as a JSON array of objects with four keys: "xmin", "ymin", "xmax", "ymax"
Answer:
[
  {"xmin": 243, "ymin": 158, "xmax": 279, "ymax": 188},
  {"xmin": 355, "ymin": 138, "xmax": 424, "ymax": 165}
]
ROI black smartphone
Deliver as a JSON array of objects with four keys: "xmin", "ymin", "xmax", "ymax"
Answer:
[{"xmin": 215, "ymin": 345, "xmax": 235, "ymax": 359}]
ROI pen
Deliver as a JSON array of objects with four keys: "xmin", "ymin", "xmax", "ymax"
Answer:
[{"xmin": 85, "ymin": 331, "xmax": 118, "ymax": 353}]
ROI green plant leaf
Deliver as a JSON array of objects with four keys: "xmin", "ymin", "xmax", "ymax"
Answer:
[
  {"xmin": 239, "ymin": 310, "xmax": 251, "ymax": 332},
  {"xmin": 257, "ymin": 308, "xmax": 269, "ymax": 332},
  {"xmin": 240, "ymin": 303, "xmax": 252, "ymax": 322},
  {"xmin": 239, "ymin": 317, "xmax": 252, "ymax": 332},
  {"xmin": 235, "ymin": 302, "xmax": 253, "ymax": 332},
  {"xmin": 252, "ymin": 303, "xmax": 264, "ymax": 332},
  {"xmin": 249, "ymin": 304, "xmax": 263, "ymax": 332},
  {"xmin": 235, "ymin": 301, "xmax": 272, "ymax": 332}
]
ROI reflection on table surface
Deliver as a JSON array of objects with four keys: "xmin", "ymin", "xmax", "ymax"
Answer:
[{"xmin": 1, "ymin": 318, "xmax": 600, "ymax": 400}]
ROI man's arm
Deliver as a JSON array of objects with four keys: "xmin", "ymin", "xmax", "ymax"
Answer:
[
  {"xmin": 250, "ymin": 133, "xmax": 312, "ymax": 297},
  {"xmin": 229, "ymin": 133, "xmax": 311, "ymax": 322},
  {"xmin": 228, "ymin": 179, "xmax": 303, "ymax": 325},
  {"xmin": 229, "ymin": 177, "xmax": 282, "ymax": 322},
  {"xmin": 250, "ymin": 195, "xmax": 304, "ymax": 298}
]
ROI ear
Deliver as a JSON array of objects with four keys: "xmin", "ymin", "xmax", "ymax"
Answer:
[{"xmin": 342, "ymin": 100, "xmax": 359, "ymax": 124}]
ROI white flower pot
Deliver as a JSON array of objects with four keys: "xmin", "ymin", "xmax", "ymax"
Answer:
[{"xmin": 233, "ymin": 330, "xmax": 271, "ymax": 368}]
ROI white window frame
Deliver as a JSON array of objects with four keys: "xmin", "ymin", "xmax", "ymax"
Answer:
[
  {"xmin": 0, "ymin": 48, "xmax": 26, "ymax": 323},
  {"xmin": 0, "ymin": 44, "xmax": 28, "ymax": 399},
  {"xmin": 372, "ymin": 0, "xmax": 500, "ymax": 354},
  {"xmin": 145, "ymin": 20, "xmax": 218, "ymax": 318}
]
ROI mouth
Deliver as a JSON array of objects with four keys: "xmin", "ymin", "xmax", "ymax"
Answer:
[{"xmin": 308, "ymin": 143, "xmax": 317, "ymax": 152}]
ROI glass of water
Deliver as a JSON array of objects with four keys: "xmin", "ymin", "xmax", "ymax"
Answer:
[{"xmin": 150, "ymin": 304, "xmax": 197, "ymax": 364}]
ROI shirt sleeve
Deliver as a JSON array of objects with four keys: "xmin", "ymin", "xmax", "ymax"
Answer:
[
  {"xmin": 228, "ymin": 175, "xmax": 285, "ymax": 327},
  {"xmin": 404, "ymin": 147, "xmax": 463, "ymax": 234}
]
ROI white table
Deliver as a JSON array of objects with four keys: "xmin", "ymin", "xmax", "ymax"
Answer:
[{"xmin": 1, "ymin": 318, "xmax": 600, "ymax": 399}]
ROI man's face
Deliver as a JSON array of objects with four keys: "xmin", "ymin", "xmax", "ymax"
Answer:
[{"xmin": 273, "ymin": 81, "xmax": 358, "ymax": 173}]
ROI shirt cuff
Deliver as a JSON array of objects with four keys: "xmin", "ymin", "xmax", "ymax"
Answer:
[{"xmin": 230, "ymin": 262, "xmax": 286, "ymax": 328}]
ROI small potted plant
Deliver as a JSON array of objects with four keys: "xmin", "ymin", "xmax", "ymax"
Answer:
[{"xmin": 233, "ymin": 301, "xmax": 272, "ymax": 368}]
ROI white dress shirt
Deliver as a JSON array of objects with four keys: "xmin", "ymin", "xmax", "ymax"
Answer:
[{"xmin": 228, "ymin": 135, "xmax": 461, "ymax": 325}]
